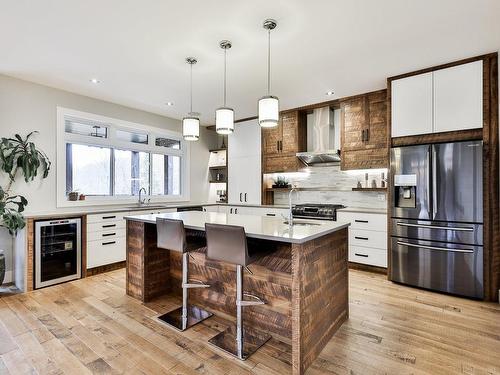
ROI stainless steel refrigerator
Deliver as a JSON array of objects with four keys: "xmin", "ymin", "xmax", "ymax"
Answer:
[{"xmin": 390, "ymin": 140, "xmax": 483, "ymax": 299}]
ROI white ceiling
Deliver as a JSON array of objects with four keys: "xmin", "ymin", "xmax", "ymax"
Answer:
[{"xmin": 1, "ymin": 0, "xmax": 499, "ymax": 124}]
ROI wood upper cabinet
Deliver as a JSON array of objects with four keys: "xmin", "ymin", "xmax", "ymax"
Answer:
[
  {"xmin": 262, "ymin": 111, "xmax": 306, "ymax": 173},
  {"xmin": 340, "ymin": 90, "xmax": 388, "ymax": 170}
]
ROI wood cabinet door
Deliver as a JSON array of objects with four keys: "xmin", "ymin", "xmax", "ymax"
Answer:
[
  {"xmin": 341, "ymin": 97, "xmax": 367, "ymax": 151},
  {"xmin": 263, "ymin": 154, "xmax": 301, "ymax": 173},
  {"xmin": 391, "ymin": 72, "xmax": 433, "ymax": 137},
  {"xmin": 366, "ymin": 91, "xmax": 388, "ymax": 150},
  {"xmin": 433, "ymin": 60, "xmax": 483, "ymax": 133},
  {"xmin": 280, "ymin": 111, "xmax": 306, "ymax": 154},
  {"xmin": 262, "ymin": 121, "xmax": 282, "ymax": 156}
]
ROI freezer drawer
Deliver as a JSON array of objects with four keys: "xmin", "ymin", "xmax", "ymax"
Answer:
[
  {"xmin": 390, "ymin": 237, "xmax": 483, "ymax": 299},
  {"xmin": 391, "ymin": 218, "xmax": 483, "ymax": 246}
]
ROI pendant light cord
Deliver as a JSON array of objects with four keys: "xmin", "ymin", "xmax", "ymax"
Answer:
[
  {"xmin": 267, "ymin": 28, "xmax": 271, "ymax": 95},
  {"xmin": 223, "ymin": 48, "xmax": 227, "ymax": 106},
  {"xmin": 189, "ymin": 62, "xmax": 193, "ymax": 113}
]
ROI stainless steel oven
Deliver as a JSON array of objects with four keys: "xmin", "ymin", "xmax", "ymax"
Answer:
[{"xmin": 35, "ymin": 218, "xmax": 82, "ymax": 289}]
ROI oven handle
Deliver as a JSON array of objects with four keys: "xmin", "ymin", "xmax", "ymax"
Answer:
[
  {"xmin": 396, "ymin": 222, "xmax": 474, "ymax": 232},
  {"xmin": 397, "ymin": 241, "xmax": 474, "ymax": 253}
]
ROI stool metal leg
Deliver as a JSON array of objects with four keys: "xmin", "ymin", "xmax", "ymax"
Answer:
[
  {"xmin": 209, "ymin": 265, "xmax": 271, "ymax": 360},
  {"xmin": 158, "ymin": 252, "xmax": 213, "ymax": 331}
]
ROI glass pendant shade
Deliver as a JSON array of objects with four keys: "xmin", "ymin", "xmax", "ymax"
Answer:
[
  {"xmin": 215, "ymin": 107, "xmax": 234, "ymax": 134},
  {"xmin": 182, "ymin": 116, "xmax": 200, "ymax": 141},
  {"xmin": 258, "ymin": 95, "xmax": 279, "ymax": 128}
]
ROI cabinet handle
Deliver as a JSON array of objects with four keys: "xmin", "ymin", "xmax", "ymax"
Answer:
[
  {"xmin": 361, "ymin": 130, "xmax": 365, "ymax": 142},
  {"xmin": 102, "ymin": 215, "xmax": 116, "ymax": 220},
  {"xmin": 102, "ymin": 241, "xmax": 116, "ymax": 246},
  {"xmin": 266, "ymin": 213, "xmax": 276, "ymax": 216},
  {"xmin": 354, "ymin": 253, "xmax": 369, "ymax": 258},
  {"xmin": 277, "ymin": 141, "xmax": 280, "ymax": 152},
  {"xmin": 239, "ymin": 193, "xmax": 243, "ymax": 202},
  {"xmin": 354, "ymin": 220, "xmax": 368, "ymax": 223},
  {"xmin": 102, "ymin": 224, "xmax": 116, "ymax": 228},
  {"xmin": 230, "ymin": 208, "xmax": 233, "ymax": 214},
  {"xmin": 102, "ymin": 233, "xmax": 116, "ymax": 237},
  {"xmin": 244, "ymin": 193, "xmax": 247, "ymax": 202},
  {"xmin": 235, "ymin": 208, "xmax": 238, "ymax": 214},
  {"xmin": 280, "ymin": 140, "xmax": 283, "ymax": 152},
  {"xmin": 355, "ymin": 236, "xmax": 369, "ymax": 241},
  {"xmin": 366, "ymin": 128, "xmax": 369, "ymax": 142}
]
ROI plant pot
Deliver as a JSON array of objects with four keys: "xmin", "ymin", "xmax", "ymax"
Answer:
[{"xmin": 0, "ymin": 250, "xmax": 5, "ymax": 286}]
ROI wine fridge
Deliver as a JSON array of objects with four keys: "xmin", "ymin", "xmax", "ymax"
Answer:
[{"xmin": 35, "ymin": 218, "xmax": 82, "ymax": 289}]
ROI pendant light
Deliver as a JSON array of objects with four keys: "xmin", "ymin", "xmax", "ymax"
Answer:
[
  {"xmin": 258, "ymin": 19, "xmax": 279, "ymax": 128},
  {"xmin": 215, "ymin": 40, "xmax": 234, "ymax": 135},
  {"xmin": 182, "ymin": 57, "xmax": 200, "ymax": 141}
]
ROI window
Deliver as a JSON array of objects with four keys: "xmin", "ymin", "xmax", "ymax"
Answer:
[
  {"xmin": 151, "ymin": 154, "xmax": 181, "ymax": 195},
  {"xmin": 66, "ymin": 144, "xmax": 111, "ymax": 195},
  {"xmin": 57, "ymin": 107, "xmax": 189, "ymax": 206}
]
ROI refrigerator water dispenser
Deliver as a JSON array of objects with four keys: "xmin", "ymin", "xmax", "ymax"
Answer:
[{"xmin": 394, "ymin": 174, "xmax": 417, "ymax": 208}]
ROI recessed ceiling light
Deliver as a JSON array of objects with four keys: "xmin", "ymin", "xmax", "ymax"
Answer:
[
  {"xmin": 326, "ymin": 91, "xmax": 334, "ymax": 96},
  {"xmin": 166, "ymin": 102, "xmax": 174, "ymax": 106},
  {"xmin": 90, "ymin": 78, "xmax": 101, "ymax": 84}
]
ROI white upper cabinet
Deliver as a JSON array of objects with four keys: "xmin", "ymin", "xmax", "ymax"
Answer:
[
  {"xmin": 228, "ymin": 119, "xmax": 261, "ymax": 205},
  {"xmin": 391, "ymin": 61, "xmax": 483, "ymax": 138},
  {"xmin": 433, "ymin": 61, "xmax": 483, "ymax": 133},
  {"xmin": 391, "ymin": 72, "xmax": 433, "ymax": 137}
]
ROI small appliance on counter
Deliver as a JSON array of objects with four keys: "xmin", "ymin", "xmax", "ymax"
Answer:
[
  {"xmin": 292, "ymin": 203, "xmax": 345, "ymax": 221},
  {"xmin": 35, "ymin": 218, "xmax": 82, "ymax": 289}
]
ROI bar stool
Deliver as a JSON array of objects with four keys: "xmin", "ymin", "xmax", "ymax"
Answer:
[
  {"xmin": 205, "ymin": 223, "xmax": 271, "ymax": 360},
  {"xmin": 156, "ymin": 218, "xmax": 213, "ymax": 331}
]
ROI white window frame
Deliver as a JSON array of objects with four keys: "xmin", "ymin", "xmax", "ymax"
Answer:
[{"xmin": 56, "ymin": 107, "xmax": 190, "ymax": 207}]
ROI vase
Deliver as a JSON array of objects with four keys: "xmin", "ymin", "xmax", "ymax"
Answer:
[{"xmin": 0, "ymin": 250, "xmax": 5, "ymax": 286}]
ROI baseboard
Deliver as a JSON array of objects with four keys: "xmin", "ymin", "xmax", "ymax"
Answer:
[
  {"xmin": 348, "ymin": 262, "xmax": 387, "ymax": 275},
  {"xmin": 86, "ymin": 261, "xmax": 126, "ymax": 277}
]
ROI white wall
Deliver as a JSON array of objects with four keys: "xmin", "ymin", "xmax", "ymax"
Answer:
[{"xmin": 0, "ymin": 74, "xmax": 217, "ymax": 281}]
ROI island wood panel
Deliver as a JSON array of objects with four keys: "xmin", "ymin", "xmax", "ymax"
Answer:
[
  {"xmin": 168, "ymin": 246, "xmax": 293, "ymax": 339},
  {"xmin": 126, "ymin": 220, "xmax": 171, "ymax": 301},
  {"xmin": 386, "ymin": 52, "xmax": 499, "ymax": 302},
  {"xmin": 125, "ymin": 220, "xmax": 349, "ymax": 375},
  {"xmin": 291, "ymin": 228, "xmax": 349, "ymax": 375}
]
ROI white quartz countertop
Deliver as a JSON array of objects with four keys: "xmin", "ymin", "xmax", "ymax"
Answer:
[
  {"xmin": 125, "ymin": 211, "xmax": 350, "ymax": 244},
  {"xmin": 337, "ymin": 206, "xmax": 387, "ymax": 214}
]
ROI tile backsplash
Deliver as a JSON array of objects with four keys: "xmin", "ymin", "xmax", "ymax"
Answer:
[{"xmin": 265, "ymin": 166, "xmax": 388, "ymax": 209}]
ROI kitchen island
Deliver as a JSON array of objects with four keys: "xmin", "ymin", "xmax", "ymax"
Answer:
[{"xmin": 125, "ymin": 211, "xmax": 350, "ymax": 375}]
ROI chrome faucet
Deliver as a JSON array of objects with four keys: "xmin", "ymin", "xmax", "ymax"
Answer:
[
  {"xmin": 138, "ymin": 187, "xmax": 147, "ymax": 206},
  {"xmin": 288, "ymin": 187, "xmax": 299, "ymax": 226}
]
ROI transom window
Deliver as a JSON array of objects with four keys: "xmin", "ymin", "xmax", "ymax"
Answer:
[{"xmin": 57, "ymin": 107, "xmax": 189, "ymax": 206}]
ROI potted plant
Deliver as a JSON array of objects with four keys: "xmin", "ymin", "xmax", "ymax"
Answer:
[{"xmin": 0, "ymin": 132, "xmax": 50, "ymax": 285}]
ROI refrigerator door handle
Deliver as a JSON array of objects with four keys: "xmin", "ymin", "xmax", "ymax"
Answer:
[
  {"xmin": 426, "ymin": 146, "xmax": 432, "ymax": 217},
  {"xmin": 397, "ymin": 241, "xmax": 474, "ymax": 253},
  {"xmin": 432, "ymin": 146, "xmax": 438, "ymax": 220},
  {"xmin": 396, "ymin": 222, "xmax": 474, "ymax": 232}
]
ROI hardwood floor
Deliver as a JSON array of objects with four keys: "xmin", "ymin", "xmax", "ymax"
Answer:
[{"xmin": 0, "ymin": 269, "xmax": 499, "ymax": 374}]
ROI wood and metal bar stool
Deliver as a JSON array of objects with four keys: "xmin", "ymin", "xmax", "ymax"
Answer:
[
  {"xmin": 156, "ymin": 218, "xmax": 212, "ymax": 331},
  {"xmin": 205, "ymin": 223, "xmax": 271, "ymax": 360}
]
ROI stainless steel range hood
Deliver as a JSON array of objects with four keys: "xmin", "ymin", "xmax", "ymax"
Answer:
[{"xmin": 296, "ymin": 106, "xmax": 341, "ymax": 166}]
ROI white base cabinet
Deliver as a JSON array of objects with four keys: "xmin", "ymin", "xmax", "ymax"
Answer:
[
  {"xmin": 337, "ymin": 210, "xmax": 387, "ymax": 268},
  {"xmin": 86, "ymin": 208, "xmax": 175, "ymax": 269}
]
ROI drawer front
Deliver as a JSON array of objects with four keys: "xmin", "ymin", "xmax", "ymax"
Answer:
[
  {"xmin": 87, "ymin": 212, "xmax": 127, "ymax": 224},
  {"xmin": 337, "ymin": 211, "xmax": 387, "ymax": 232},
  {"xmin": 87, "ymin": 228, "xmax": 126, "ymax": 242},
  {"xmin": 350, "ymin": 229, "xmax": 387, "ymax": 250},
  {"xmin": 87, "ymin": 237, "xmax": 126, "ymax": 268},
  {"xmin": 262, "ymin": 208, "xmax": 288, "ymax": 218},
  {"xmin": 88, "ymin": 220, "xmax": 126, "ymax": 233},
  {"xmin": 349, "ymin": 245, "xmax": 387, "ymax": 268}
]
